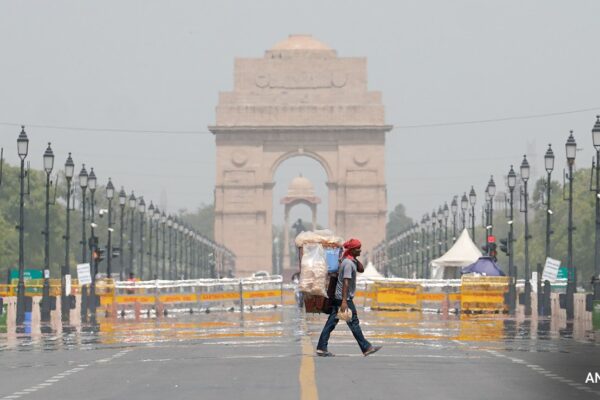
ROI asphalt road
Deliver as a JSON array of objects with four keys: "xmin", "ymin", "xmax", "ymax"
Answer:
[{"xmin": 1, "ymin": 307, "xmax": 599, "ymax": 400}]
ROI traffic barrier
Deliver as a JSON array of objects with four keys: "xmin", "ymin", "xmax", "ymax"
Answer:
[
  {"xmin": 370, "ymin": 280, "xmax": 422, "ymax": 311},
  {"xmin": 460, "ymin": 276, "xmax": 509, "ymax": 313},
  {"xmin": 110, "ymin": 276, "xmax": 285, "ymax": 317}
]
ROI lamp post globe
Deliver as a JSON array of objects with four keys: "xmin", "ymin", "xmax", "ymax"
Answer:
[
  {"xmin": 43, "ymin": 142, "xmax": 54, "ymax": 173},
  {"xmin": 593, "ymin": 115, "xmax": 600, "ymax": 150},
  {"xmin": 544, "ymin": 144, "xmax": 555, "ymax": 174},
  {"xmin": 17, "ymin": 126, "xmax": 29, "ymax": 159}
]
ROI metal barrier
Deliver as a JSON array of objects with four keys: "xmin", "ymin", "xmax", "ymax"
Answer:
[{"xmin": 109, "ymin": 276, "xmax": 284, "ymax": 317}]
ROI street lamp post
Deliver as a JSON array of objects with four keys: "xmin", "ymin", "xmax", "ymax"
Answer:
[
  {"xmin": 153, "ymin": 207, "xmax": 160, "ymax": 280},
  {"xmin": 592, "ymin": 116, "xmax": 600, "ymax": 300},
  {"xmin": 565, "ymin": 131, "xmax": 577, "ymax": 320},
  {"xmin": 179, "ymin": 224, "xmax": 184, "ymax": 279},
  {"xmin": 172, "ymin": 219, "xmax": 179, "ymax": 279},
  {"xmin": 520, "ymin": 155, "xmax": 532, "ymax": 315},
  {"xmin": 544, "ymin": 145, "xmax": 555, "ymax": 259},
  {"xmin": 147, "ymin": 202, "xmax": 154, "ymax": 279},
  {"xmin": 437, "ymin": 206, "xmax": 444, "ymax": 254},
  {"xmin": 138, "ymin": 198, "xmax": 146, "ymax": 279},
  {"xmin": 443, "ymin": 202, "xmax": 449, "ymax": 251},
  {"xmin": 469, "ymin": 187, "xmax": 476, "ymax": 241},
  {"xmin": 451, "ymin": 197, "xmax": 458, "ymax": 241},
  {"xmin": 460, "ymin": 193, "xmax": 468, "ymax": 231},
  {"xmin": 78, "ymin": 165, "xmax": 88, "ymax": 322},
  {"xmin": 431, "ymin": 210, "xmax": 437, "ymax": 263},
  {"xmin": 87, "ymin": 168, "xmax": 98, "ymax": 324},
  {"xmin": 161, "ymin": 212, "xmax": 167, "ymax": 279},
  {"xmin": 167, "ymin": 216, "xmax": 173, "ymax": 279},
  {"xmin": 487, "ymin": 176, "xmax": 496, "ymax": 239},
  {"xmin": 41, "ymin": 142, "xmax": 54, "ymax": 322},
  {"xmin": 106, "ymin": 178, "xmax": 114, "ymax": 278},
  {"xmin": 62, "ymin": 153, "xmax": 75, "ymax": 322},
  {"xmin": 16, "ymin": 126, "xmax": 29, "ymax": 326},
  {"xmin": 507, "ymin": 165, "xmax": 517, "ymax": 315},
  {"xmin": 118, "ymin": 187, "xmax": 127, "ymax": 281},
  {"xmin": 128, "ymin": 192, "xmax": 136, "ymax": 277}
]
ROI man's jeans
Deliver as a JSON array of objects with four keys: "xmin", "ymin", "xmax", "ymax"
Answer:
[{"xmin": 317, "ymin": 298, "xmax": 371, "ymax": 353}]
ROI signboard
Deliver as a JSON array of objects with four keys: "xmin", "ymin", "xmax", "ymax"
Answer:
[
  {"xmin": 541, "ymin": 257, "xmax": 561, "ymax": 283},
  {"xmin": 65, "ymin": 274, "xmax": 72, "ymax": 296},
  {"xmin": 77, "ymin": 263, "xmax": 92, "ymax": 285},
  {"xmin": 557, "ymin": 267, "xmax": 568, "ymax": 280},
  {"xmin": 9, "ymin": 269, "xmax": 43, "ymax": 281}
]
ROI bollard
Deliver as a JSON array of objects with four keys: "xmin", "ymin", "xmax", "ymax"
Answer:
[
  {"xmin": 537, "ymin": 263, "xmax": 543, "ymax": 316},
  {"xmin": 543, "ymin": 280, "xmax": 552, "ymax": 317}
]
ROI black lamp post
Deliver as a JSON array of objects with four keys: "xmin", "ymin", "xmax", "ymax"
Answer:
[
  {"xmin": 147, "ymin": 202, "xmax": 155, "ymax": 279},
  {"xmin": 436, "ymin": 207, "xmax": 443, "ymax": 256},
  {"xmin": 592, "ymin": 116, "xmax": 600, "ymax": 300},
  {"xmin": 87, "ymin": 168, "xmax": 98, "ymax": 323},
  {"xmin": 443, "ymin": 202, "xmax": 449, "ymax": 250},
  {"xmin": 469, "ymin": 186, "xmax": 476, "ymax": 241},
  {"xmin": 167, "ymin": 215, "xmax": 173, "ymax": 279},
  {"xmin": 138, "ymin": 197, "xmax": 146, "ymax": 279},
  {"xmin": 173, "ymin": 218, "xmax": 179, "ymax": 279},
  {"xmin": 79, "ymin": 165, "xmax": 88, "ymax": 263},
  {"xmin": 128, "ymin": 192, "xmax": 136, "ymax": 277},
  {"xmin": 544, "ymin": 144, "xmax": 555, "ymax": 260},
  {"xmin": 62, "ymin": 153, "xmax": 74, "ymax": 322},
  {"xmin": 520, "ymin": 155, "xmax": 532, "ymax": 315},
  {"xmin": 118, "ymin": 187, "xmax": 126, "ymax": 281},
  {"xmin": 431, "ymin": 210, "xmax": 437, "ymax": 263},
  {"xmin": 106, "ymin": 178, "xmax": 115, "ymax": 278},
  {"xmin": 161, "ymin": 212, "xmax": 167, "ymax": 279},
  {"xmin": 424, "ymin": 214, "xmax": 431, "ymax": 279},
  {"xmin": 16, "ymin": 126, "xmax": 29, "ymax": 326},
  {"xmin": 153, "ymin": 206, "xmax": 160, "ymax": 280},
  {"xmin": 41, "ymin": 142, "xmax": 54, "ymax": 322},
  {"xmin": 565, "ymin": 131, "xmax": 577, "ymax": 320},
  {"xmin": 179, "ymin": 223, "xmax": 185, "ymax": 279},
  {"xmin": 451, "ymin": 197, "xmax": 458, "ymax": 241},
  {"xmin": 460, "ymin": 193, "xmax": 468, "ymax": 231},
  {"xmin": 507, "ymin": 165, "xmax": 517, "ymax": 315},
  {"xmin": 487, "ymin": 176, "xmax": 496, "ymax": 238}
]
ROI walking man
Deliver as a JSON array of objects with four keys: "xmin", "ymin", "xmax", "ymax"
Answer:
[{"xmin": 316, "ymin": 238, "xmax": 382, "ymax": 357}]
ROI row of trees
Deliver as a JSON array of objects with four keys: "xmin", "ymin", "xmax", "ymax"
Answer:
[{"xmin": 0, "ymin": 159, "xmax": 215, "ymax": 282}]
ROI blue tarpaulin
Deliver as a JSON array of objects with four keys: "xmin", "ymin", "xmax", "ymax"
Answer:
[{"xmin": 461, "ymin": 256, "xmax": 506, "ymax": 276}]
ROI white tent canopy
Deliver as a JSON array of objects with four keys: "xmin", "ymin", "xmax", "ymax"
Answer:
[
  {"xmin": 430, "ymin": 229, "xmax": 482, "ymax": 279},
  {"xmin": 359, "ymin": 261, "xmax": 384, "ymax": 280}
]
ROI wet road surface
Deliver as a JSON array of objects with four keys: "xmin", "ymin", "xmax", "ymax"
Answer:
[{"xmin": 1, "ymin": 307, "xmax": 599, "ymax": 399}]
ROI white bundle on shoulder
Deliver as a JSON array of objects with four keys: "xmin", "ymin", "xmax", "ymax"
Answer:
[
  {"xmin": 295, "ymin": 229, "xmax": 344, "ymax": 248},
  {"xmin": 298, "ymin": 243, "xmax": 328, "ymax": 297}
]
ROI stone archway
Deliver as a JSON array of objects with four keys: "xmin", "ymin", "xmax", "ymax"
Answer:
[{"xmin": 209, "ymin": 34, "xmax": 392, "ymax": 277}]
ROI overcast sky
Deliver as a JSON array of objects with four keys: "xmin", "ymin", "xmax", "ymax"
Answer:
[{"xmin": 1, "ymin": 1, "xmax": 599, "ymax": 228}]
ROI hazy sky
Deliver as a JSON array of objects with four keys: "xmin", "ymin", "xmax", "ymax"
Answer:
[{"xmin": 1, "ymin": 1, "xmax": 599, "ymax": 228}]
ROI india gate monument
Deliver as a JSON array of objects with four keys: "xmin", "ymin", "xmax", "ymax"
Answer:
[{"xmin": 209, "ymin": 34, "xmax": 392, "ymax": 277}]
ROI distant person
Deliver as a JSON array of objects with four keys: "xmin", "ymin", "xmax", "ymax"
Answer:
[{"xmin": 316, "ymin": 238, "xmax": 382, "ymax": 357}]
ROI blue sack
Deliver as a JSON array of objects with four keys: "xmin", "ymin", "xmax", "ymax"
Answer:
[{"xmin": 325, "ymin": 248, "xmax": 341, "ymax": 273}]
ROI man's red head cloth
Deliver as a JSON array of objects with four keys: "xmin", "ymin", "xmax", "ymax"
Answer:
[{"xmin": 342, "ymin": 238, "xmax": 362, "ymax": 260}]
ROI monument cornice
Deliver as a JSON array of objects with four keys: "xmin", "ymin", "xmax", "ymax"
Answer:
[{"xmin": 208, "ymin": 125, "xmax": 393, "ymax": 135}]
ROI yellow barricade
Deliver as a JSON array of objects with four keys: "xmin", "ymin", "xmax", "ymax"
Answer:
[
  {"xmin": 371, "ymin": 281, "xmax": 421, "ymax": 310},
  {"xmin": 460, "ymin": 276, "xmax": 509, "ymax": 313}
]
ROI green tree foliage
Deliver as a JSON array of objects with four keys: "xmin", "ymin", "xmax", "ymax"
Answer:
[
  {"xmin": 177, "ymin": 203, "xmax": 214, "ymax": 239},
  {"xmin": 492, "ymin": 167, "xmax": 596, "ymax": 289},
  {"xmin": 386, "ymin": 203, "xmax": 413, "ymax": 239}
]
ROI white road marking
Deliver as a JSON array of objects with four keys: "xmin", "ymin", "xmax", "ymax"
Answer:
[{"xmin": 0, "ymin": 349, "xmax": 133, "ymax": 399}]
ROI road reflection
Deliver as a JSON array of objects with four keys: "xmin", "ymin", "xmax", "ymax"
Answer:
[{"xmin": 0, "ymin": 306, "xmax": 597, "ymax": 352}]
